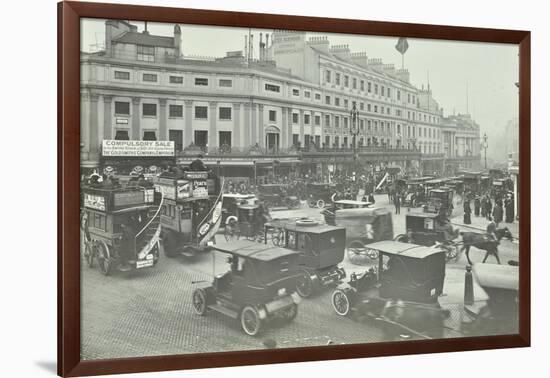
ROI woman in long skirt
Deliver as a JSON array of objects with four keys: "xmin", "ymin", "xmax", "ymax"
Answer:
[{"xmin": 463, "ymin": 200, "xmax": 472, "ymax": 224}]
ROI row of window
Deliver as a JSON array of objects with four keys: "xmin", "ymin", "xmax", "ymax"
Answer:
[
  {"xmin": 114, "ymin": 101, "xmax": 233, "ymax": 120},
  {"xmin": 114, "ymin": 70, "xmax": 233, "ymax": 88},
  {"xmin": 323, "ymin": 69, "xmax": 419, "ymax": 104}
]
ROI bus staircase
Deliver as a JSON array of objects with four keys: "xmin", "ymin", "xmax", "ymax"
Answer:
[
  {"xmin": 188, "ymin": 176, "xmax": 225, "ymax": 256},
  {"xmin": 134, "ymin": 193, "xmax": 164, "ymax": 259}
]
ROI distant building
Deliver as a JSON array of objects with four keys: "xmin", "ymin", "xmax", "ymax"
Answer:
[
  {"xmin": 80, "ymin": 20, "xmax": 480, "ymax": 177},
  {"xmin": 441, "ymin": 114, "xmax": 482, "ymax": 174}
]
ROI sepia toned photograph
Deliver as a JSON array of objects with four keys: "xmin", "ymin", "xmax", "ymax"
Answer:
[{"xmin": 79, "ymin": 17, "xmax": 521, "ymax": 361}]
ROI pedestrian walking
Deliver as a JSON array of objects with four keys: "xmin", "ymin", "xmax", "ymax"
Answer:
[
  {"xmin": 480, "ymin": 196, "xmax": 487, "ymax": 218},
  {"xmin": 368, "ymin": 192, "xmax": 375, "ymax": 204},
  {"xmin": 493, "ymin": 201, "xmax": 503, "ymax": 227},
  {"xmin": 474, "ymin": 196, "xmax": 481, "ymax": 216},
  {"xmin": 463, "ymin": 199, "xmax": 472, "ymax": 224},
  {"xmin": 485, "ymin": 196, "xmax": 493, "ymax": 220},
  {"xmin": 505, "ymin": 197, "xmax": 514, "ymax": 223},
  {"xmin": 394, "ymin": 193, "xmax": 401, "ymax": 215}
]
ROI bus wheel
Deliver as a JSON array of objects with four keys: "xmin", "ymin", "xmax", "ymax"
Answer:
[
  {"xmin": 97, "ymin": 241, "xmax": 114, "ymax": 276},
  {"xmin": 162, "ymin": 232, "xmax": 178, "ymax": 258}
]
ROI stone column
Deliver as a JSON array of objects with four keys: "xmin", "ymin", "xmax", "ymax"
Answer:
[
  {"xmin": 131, "ymin": 97, "xmax": 141, "ymax": 140},
  {"xmin": 209, "ymin": 101, "xmax": 218, "ymax": 150},
  {"xmin": 281, "ymin": 107, "xmax": 287, "ymax": 149},
  {"xmin": 159, "ymin": 98, "xmax": 167, "ymax": 141},
  {"xmin": 287, "ymin": 108, "xmax": 293, "ymax": 147},
  {"xmin": 299, "ymin": 109, "xmax": 305, "ymax": 146},
  {"xmin": 80, "ymin": 92, "xmax": 90, "ymax": 161},
  {"xmin": 89, "ymin": 93, "xmax": 100, "ymax": 161},
  {"xmin": 184, "ymin": 100, "xmax": 193, "ymax": 146},
  {"xmin": 251, "ymin": 103, "xmax": 257, "ymax": 145},
  {"xmin": 103, "ymin": 95, "xmax": 113, "ymax": 140},
  {"xmin": 243, "ymin": 103, "xmax": 251, "ymax": 147},
  {"xmin": 320, "ymin": 112, "xmax": 325, "ymax": 147},
  {"xmin": 258, "ymin": 104, "xmax": 264, "ymax": 148},
  {"xmin": 232, "ymin": 103, "xmax": 241, "ymax": 148}
]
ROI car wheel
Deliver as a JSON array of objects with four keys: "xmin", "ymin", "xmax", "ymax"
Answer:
[
  {"xmin": 241, "ymin": 306, "xmax": 262, "ymax": 336},
  {"xmin": 296, "ymin": 271, "xmax": 315, "ymax": 298},
  {"xmin": 192, "ymin": 289, "xmax": 207, "ymax": 315},
  {"xmin": 394, "ymin": 234, "xmax": 408, "ymax": 243},
  {"xmin": 96, "ymin": 241, "xmax": 114, "ymax": 276},
  {"xmin": 346, "ymin": 240, "xmax": 371, "ymax": 265},
  {"xmin": 316, "ymin": 199, "xmax": 325, "ymax": 209},
  {"xmin": 307, "ymin": 199, "xmax": 316, "ymax": 208},
  {"xmin": 271, "ymin": 229, "xmax": 285, "ymax": 247},
  {"xmin": 332, "ymin": 289, "xmax": 351, "ymax": 316},
  {"xmin": 162, "ymin": 232, "xmax": 178, "ymax": 258},
  {"xmin": 284, "ymin": 303, "xmax": 298, "ymax": 321}
]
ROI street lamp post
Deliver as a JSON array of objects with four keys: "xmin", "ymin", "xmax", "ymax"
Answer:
[
  {"xmin": 481, "ymin": 133, "xmax": 488, "ymax": 169},
  {"xmin": 350, "ymin": 104, "xmax": 360, "ymax": 179}
]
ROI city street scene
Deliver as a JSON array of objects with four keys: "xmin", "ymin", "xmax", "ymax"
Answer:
[{"xmin": 79, "ymin": 19, "xmax": 520, "ymax": 360}]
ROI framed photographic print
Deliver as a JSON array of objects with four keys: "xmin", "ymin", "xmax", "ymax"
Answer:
[{"xmin": 58, "ymin": 1, "xmax": 530, "ymax": 376}]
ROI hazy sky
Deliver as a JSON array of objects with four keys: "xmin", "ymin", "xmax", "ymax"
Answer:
[{"xmin": 82, "ymin": 19, "xmax": 518, "ymax": 158}]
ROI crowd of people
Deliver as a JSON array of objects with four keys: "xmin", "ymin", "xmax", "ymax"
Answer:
[{"xmin": 463, "ymin": 191, "xmax": 515, "ymax": 227}]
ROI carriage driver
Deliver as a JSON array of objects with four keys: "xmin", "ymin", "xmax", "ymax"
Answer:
[{"xmin": 435, "ymin": 206, "xmax": 458, "ymax": 242}]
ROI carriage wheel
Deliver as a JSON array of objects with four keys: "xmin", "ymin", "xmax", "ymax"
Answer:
[
  {"xmin": 444, "ymin": 244, "xmax": 460, "ymax": 263},
  {"xmin": 162, "ymin": 232, "xmax": 178, "ymax": 258},
  {"xmin": 84, "ymin": 242, "xmax": 94, "ymax": 268},
  {"xmin": 192, "ymin": 289, "xmax": 207, "ymax": 315},
  {"xmin": 96, "ymin": 242, "xmax": 114, "ymax": 276},
  {"xmin": 271, "ymin": 229, "xmax": 285, "ymax": 247},
  {"xmin": 316, "ymin": 199, "xmax": 325, "ymax": 209},
  {"xmin": 394, "ymin": 234, "xmax": 408, "ymax": 243},
  {"xmin": 332, "ymin": 289, "xmax": 351, "ymax": 316},
  {"xmin": 307, "ymin": 199, "xmax": 316, "ymax": 208},
  {"xmin": 241, "ymin": 306, "xmax": 263, "ymax": 336},
  {"xmin": 296, "ymin": 271, "xmax": 315, "ymax": 298},
  {"xmin": 346, "ymin": 240, "xmax": 369, "ymax": 264}
]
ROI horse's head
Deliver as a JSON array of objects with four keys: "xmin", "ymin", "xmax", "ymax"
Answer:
[{"xmin": 497, "ymin": 227, "xmax": 514, "ymax": 241}]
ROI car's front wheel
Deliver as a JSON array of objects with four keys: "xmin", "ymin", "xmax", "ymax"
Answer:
[
  {"xmin": 296, "ymin": 271, "xmax": 316, "ymax": 298},
  {"xmin": 332, "ymin": 289, "xmax": 352, "ymax": 316},
  {"xmin": 192, "ymin": 288, "xmax": 208, "ymax": 315},
  {"xmin": 241, "ymin": 305, "xmax": 262, "ymax": 336}
]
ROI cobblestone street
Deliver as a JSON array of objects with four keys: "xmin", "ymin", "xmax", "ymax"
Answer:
[{"xmin": 81, "ymin": 194, "xmax": 519, "ymax": 360}]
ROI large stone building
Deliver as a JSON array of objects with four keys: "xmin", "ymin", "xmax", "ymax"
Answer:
[{"xmin": 80, "ymin": 20, "xmax": 480, "ymax": 176}]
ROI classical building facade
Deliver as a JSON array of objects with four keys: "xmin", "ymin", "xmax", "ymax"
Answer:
[
  {"xmin": 440, "ymin": 114, "xmax": 482, "ymax": 174},
  {"xmin": 80, "ymin": 20, "xmax": 480, "ymax": 176}
]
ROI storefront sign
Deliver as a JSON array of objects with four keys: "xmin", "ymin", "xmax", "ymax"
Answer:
[{"xmin": 102, "ymin": 140, "xmax": 175, "ymax": 157}]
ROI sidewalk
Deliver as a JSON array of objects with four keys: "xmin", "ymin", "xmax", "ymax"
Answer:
[{"xmin": 450, "ymin": 209, "xmax": 519, "ymax": 236}]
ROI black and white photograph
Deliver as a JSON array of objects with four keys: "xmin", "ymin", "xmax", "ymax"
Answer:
[{"xmin": 79, "ymin": 17, "xmax": 520, "ymax": 360}]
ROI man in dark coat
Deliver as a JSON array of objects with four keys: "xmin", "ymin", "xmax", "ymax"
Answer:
[
  {"xmin": 474, "ymin": 196, "xmax": 481, "ymax": 216},
  {"xmin": 463, "ymin": 200, "xmax": 472, "ymax": 224},
  {"xmin": 505, "ymin": 197, "xmax": 515, "ymax": 223},
  {"xmin": 493, "ymin": 201, "xmax": 504, "ymax": 227},
  {"xmin": 485, "ymin": 196, "xmax": 493, "ymax": 221},
  {"xmin": 394, "ymin": 193, "xmax": 401, "ymax": 215}
]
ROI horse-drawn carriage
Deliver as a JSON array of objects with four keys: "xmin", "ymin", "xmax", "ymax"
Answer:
[
  {"xmin": 394, "ymin": 212, "xmax": 460, "ymax": 262},
  {"xmin": 306, "ymin": 182, "xmax": 336, "ymax": 209},
  {"xmin": 331, "ymin": 241, "xmax": 449, "ymax": 340},
  {"xmin": 263, "ymin": 218, "xmax": 347, "ymax": 298},
  {"xmin": 423, "ymin": 188, "xmax": 454, "ymax": 217},
  {"xmin": 322, "ymin": 206, "xmax": 394, "ymax": 261},
  {"xmin": 191, "ymin": 240, "xmax": 301, "ymax": 336},
  {"xmin": 258, "ymin": 183, "xmax": 300, "ymax": 209}
]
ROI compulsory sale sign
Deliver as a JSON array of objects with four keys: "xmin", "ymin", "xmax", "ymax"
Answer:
[{"xmin": 102, "ymin": 140, "xmax": 175, "ymax": 157}]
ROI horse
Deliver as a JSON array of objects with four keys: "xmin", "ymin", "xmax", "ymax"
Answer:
[{"xmin": 460, "ymin": 227, "xmax": 514, "ymax": 265}]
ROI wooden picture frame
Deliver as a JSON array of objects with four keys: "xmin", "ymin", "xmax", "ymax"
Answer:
[{"xmin": 58, "ymin": 1, "xmax": 530, "ymax": 376}]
